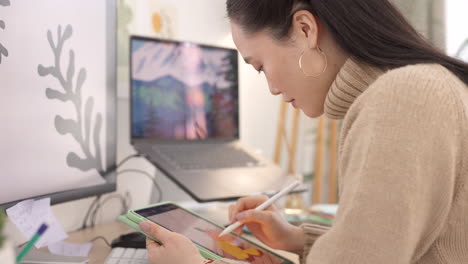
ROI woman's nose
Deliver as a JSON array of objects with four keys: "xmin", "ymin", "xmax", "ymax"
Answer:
[{"xmin": 268, "ymin": 85, "xmax": 281, "ymax": 96}]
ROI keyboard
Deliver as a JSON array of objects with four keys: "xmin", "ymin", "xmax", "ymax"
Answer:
[
  {"xmin": 105, "ymin": 247, "xmax": 150, "ymax": 264},
  {"xmin": 153, "ymin": 143, "xmax": 262, "ymax": 170}
]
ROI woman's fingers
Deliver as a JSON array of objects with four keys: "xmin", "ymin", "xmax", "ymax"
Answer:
[
  {"xmin": 236, "ymin": 209, "xmax": 274, "ymax": 225},
  {"xmin": 145, "ymin": 238, "xmax": 161, "ymax": 261},
  {"xmin": 230, "ymin": 195, "xmax": 270, "ymax": 221},
  {"xmin": 234, "ymin": 227, "xmax": 243, "ymax": 236},
  {"xmin": 228, "ymin": 204, "xmax": 236, "ymax": 223},
  {"xmin": 146, "ymin": 238, "xmax": 159, "ymax": 250},
  {"xmin": 139, "ymin": 221, "xmax": 173, "ymax": 244},
  {"xmin": 237, "ymin": 195, "xmax": 269, "ymax": 211}
]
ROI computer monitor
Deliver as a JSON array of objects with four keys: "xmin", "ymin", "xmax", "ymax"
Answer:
[
  {"xmin": 0, "ymin": 0, "xmax": 117, "ymax": 209},
  {"xmin": 130, "ymin": 36, "xmax": 239, "ymax": 141}
]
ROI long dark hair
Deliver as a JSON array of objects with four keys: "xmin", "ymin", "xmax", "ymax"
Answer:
[{"xmin": 227, "ymin": 0, "xmax": 468, "ymax": 85}]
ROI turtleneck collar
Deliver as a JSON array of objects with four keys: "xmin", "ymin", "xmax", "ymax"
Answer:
[{"xmin": 324, "ymin": 58, "xmax": 386, "ymax": 120}]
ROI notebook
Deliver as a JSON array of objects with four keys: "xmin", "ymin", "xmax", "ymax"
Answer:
[{"xmin": 130, "ymin": 35, "xmax": 296, "ymax": 202}]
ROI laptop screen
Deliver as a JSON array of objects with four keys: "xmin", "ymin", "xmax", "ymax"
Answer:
[{"xmin": 130, "ymin": 36, "xmax": 239, "ymax": 140}]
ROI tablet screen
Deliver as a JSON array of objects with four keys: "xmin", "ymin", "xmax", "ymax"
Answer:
[{"xmin": 135, "ymin": 204, "xmax": 292, "ymax": 264}]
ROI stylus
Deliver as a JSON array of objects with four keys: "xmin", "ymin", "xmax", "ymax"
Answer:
[{"xmin": 218, "ymin": 180, "xmax": 301, "ymax": 237}]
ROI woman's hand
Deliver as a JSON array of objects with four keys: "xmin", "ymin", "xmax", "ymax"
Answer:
[
  {"xmin": 139, "ymin": 221, "xmax": 206, "ymax": 264},
  {"xmin": 228, "ymin": 195, "xmax": 305, "ymax": 254}
]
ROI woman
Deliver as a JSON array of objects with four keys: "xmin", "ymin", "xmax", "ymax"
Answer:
[{"xmin": 138, "ymin": 0, "xmax": 468, "ymax": 263}]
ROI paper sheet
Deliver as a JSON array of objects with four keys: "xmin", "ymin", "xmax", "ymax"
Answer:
[
  {"xmin": 309, "ymin": 203, "xmax": 339, "ymax": 216},
  {"xmin": 48, "ymin": 241, "xmax": 93, "ymax": 257},
  {"xmin": 6, "ymin": 198, "xmax": 68, "ymax": 248}
]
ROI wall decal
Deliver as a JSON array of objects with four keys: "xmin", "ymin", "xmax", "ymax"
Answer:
[
  {"xmin": 0, "ymin": 0, "xmax": 10, "ymax": 64},
  {"xmin": 150, "ymin": 9, "xmax": 174, "ymax": 37},
  {"xmin": 147, "ymin": 0, "xmax": 176, "ymax": 38},
  {"xmin": 38, "ymin": 25, "xmax": 104, "ymax": 176}
]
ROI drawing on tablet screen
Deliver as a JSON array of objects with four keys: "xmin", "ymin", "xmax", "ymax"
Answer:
[
  {"xmin": 148, "ymin": 208, "xmax": 285, "ymax": 263},
  {"xmin": 196, "ymin": 227, "xmax": 262, "ymax": 261}
]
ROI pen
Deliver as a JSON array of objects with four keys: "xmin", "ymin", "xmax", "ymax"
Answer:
[
  {"xmin": 16, "ymin": 222, "xmax": 49, "ymax": 263},
  {"xmin": 219, "ymin": 180, "xmax": 301, "ymax": 237}
]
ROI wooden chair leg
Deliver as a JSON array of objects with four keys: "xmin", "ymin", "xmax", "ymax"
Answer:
[
  {"xmin": 274, "ymin": 101, "xmax": 288, "ymax": 165},
  {"xmin": 328, "ymin": 120, "xmax": 339, "ymax": 203},
  {"xmin": 313, "ymin": 116, "xmax": 326, "ymax": 204},
  {"xmin": 288, "ymin": 108, "xmax": 301, "ymax": 175}
]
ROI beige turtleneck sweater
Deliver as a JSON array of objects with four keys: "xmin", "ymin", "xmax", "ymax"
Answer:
[{"xmin": 213, "ymin": 59, "xmax": 468, "ymax": 264}]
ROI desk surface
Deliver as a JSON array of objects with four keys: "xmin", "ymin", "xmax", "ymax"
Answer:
[
  {"xmin": 65, "ymin": 221, "xmax": 133, "ymax": 264},
  {"xmin": 63, "ymin": 221, "xmax": 299, "ymax": 264}
]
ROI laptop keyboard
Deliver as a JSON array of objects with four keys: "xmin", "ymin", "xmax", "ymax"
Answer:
[
  {"xmin": 153, "ymin": 144, "xmax": 263, "ymax": 170},
  {"xmin": 105, "ymin": 247, "xmax": 150, "ymax": 264}
]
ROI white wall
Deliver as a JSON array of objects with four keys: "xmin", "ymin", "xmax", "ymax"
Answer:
[{"xmin": 445, "ymin": 0, "xmax": 468, "ymax": 57}]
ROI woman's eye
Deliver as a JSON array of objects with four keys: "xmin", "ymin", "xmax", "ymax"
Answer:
[{"xmin": 257, "ymin": 66, "xmax": 264, "ymax": 74}]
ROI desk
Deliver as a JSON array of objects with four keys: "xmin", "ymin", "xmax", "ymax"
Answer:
[
  {"xmin": 64, "ymin": 221, "xmax": 133, "ymax": 264},
  {"xmin": 62, "ymin": 221, "xmax": 299, "ymax": 264}
]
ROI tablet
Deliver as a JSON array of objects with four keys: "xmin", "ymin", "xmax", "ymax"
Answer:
[{"xmin": 120, "ymin": 202, "xmax": 294, "ymax": 264}]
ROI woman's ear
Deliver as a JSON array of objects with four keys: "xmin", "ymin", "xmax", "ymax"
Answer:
[{"xmin": 291, "ymin": 10, "xmax": 320, "ymax": 49}]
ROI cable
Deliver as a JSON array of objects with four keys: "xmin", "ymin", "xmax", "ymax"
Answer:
[
  {"xmin": 88, "ymin": 169, "xmax": 161, "ymax": 227},
  {"xmin": 117, "ymin": 169, "xmax": 163, "ymax": 203},
  {"xmin": 89, "ymin": 236, "xmax": 112, "ymax": 247},
  {"xmin": 123, "ymin": 191, "xmax": 132, "ymax": 213},
  {"xmin": 80, "ymin": 154, "xmax": 143, "ymax": 229},
  {"xmin": 116, "ymin": 153, "xmax": 142, "ymax": 168},
  {"xmin": 91, "ymin": 193, "xmax": 128, "ymax": 227},
  {"xmin": 81, "ymin": 196, "xmax": 101, "ymax": 229},
  {"xmin": 80, "ymin": 154, "xmax": 161, "ymax": 229}
]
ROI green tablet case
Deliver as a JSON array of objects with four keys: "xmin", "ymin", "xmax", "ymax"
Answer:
[{"xmin": 117, "ymin": 201, "xmax": 294, "ymax": 263}]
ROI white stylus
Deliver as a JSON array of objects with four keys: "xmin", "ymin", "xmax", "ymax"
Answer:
[{"xmin": 218, "ymin": 180, "xmax": 301, "ymax": 237}]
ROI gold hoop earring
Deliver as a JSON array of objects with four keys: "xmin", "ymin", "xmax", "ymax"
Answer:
[{"xmin": 298, "ymin": 46, "xmax": 328, "ymax": 78}]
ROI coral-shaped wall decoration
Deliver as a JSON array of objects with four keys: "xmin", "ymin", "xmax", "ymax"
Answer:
[
  {"xmin": 37, "ymin": 25, "xmax": 104, "ymax": 176},
  {"xmin": 0, "ymin": 0, "xmax": 11, "ymax": 64}
]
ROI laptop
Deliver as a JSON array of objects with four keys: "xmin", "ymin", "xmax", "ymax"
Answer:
[{"xmin": 130, "ymin": 35, "xmax": 297, "ymax": 202}]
